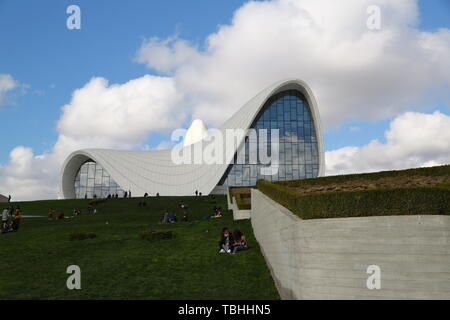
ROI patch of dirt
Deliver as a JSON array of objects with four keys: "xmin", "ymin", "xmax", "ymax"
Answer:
[{"xmin": 289, "ymin": 175, "xmax": 450, "ymax": 195}]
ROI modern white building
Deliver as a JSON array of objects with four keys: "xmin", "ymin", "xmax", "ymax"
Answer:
[{"xmin": 60, "ymin": 79, "xmax": 325, "ymax": 199}]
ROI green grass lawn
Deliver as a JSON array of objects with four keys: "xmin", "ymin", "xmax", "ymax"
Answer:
[{"xmin": 0, "ymin": 196, "xmax": 279, "ymax": 300}]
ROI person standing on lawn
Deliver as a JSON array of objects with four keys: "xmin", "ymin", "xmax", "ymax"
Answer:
[
  {"xmin": 48, "ymin": 208, "xmax": 55, "ymax": 220},
  {"xmin": 2, "ymin": 207, "xmax": 10, "ymax": 230},
  {"xmin": 13, "ymin": 206, "xmax": 22, "ymax": 232}
]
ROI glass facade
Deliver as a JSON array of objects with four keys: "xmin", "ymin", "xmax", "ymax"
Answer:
[
  {"xmin": 220, "ymin": 90, "xmax": 320, "ymax": 186},
  {"xmin": 74, "ymin": 160, "xmax": 124, "ymax": 198}
]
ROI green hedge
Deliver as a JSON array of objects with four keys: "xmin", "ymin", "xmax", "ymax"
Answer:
[
  {"xmin": 257, "ymin": 180, "xmax": 450, "ymax": 219},
  {"xmin": 235, "ymin": 194, "xmax": 251, "ymax": 210},
  {"xmin": 276, "ymin": 165, "xmax": 450, "ymax": 188}
]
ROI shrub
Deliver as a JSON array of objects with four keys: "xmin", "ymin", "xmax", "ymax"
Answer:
[
  {"xmin": 257, "ymin": 180, "xmax": 450, "ymax": 219},
  {"xmin": 139, "ymin": 230, "xmax": 173, "ymax": 241},
  {"xmin": 235, "ymin": 194, "xmax": 251, "ymax": 210},
  {"xmin": 69, "ymin": 232, "xmax": 97, "ymax": 241},
  {"xmin": 229, "ymin": 187, "xmax": 253, "ymax": 209},
  {"xmin": 276, "ymin": 164, "xmax": 450, "ymax": 188}
]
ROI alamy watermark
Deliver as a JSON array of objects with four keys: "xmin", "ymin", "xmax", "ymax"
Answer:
[
  {"xmin": 366, "ymin": 265, "xmax": 381, "ymax": 290},
  {"xmin": 66, "ymin": 265, "xmax": 81, "ymax": 290},
  {"xmin": 366, "ymin": 5, "xmax": 381, "ymax": 31},
  {"xmin": 66, "ymin": 5, "xmax": 81, "ymax": 30},
  {"xmin": 170, "ymin": 128, "xmax": 280, "ymax": 175}
]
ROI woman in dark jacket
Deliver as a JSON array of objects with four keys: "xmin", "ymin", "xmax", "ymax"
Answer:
[{"xmin": 218, "ymin": 227, "xmax": 234, "ymax": 253}]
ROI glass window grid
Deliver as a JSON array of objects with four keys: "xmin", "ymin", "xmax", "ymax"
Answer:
[
  {"xmin": 222, "ymin": 90, "xmax": 320, "ymax": 186},
  {"xmin": 74, "ymin": 161, "xmax": 125, "ymax": 198}
]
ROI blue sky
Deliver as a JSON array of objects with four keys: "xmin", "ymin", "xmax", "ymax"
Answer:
[
  {"xmin": 0, "ymin": 0, "xmax": 247, "ymax": 162},
  {"xmin": 1, "ymin": 0, "xmax": 449, "ymax": 163},
  {"xmin": 1, "ymin": 0, "xmax": 450, "ymax": 200}
]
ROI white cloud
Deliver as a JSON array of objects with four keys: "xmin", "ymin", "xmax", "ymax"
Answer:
[
  {"xmin": 135, "ymin": 36, "xmax": 201, "ymax": 74},
  {"xmin": 135, "ymin": 0, "xmax": 450, "ymax": 127},
  {"xmin": 0, "ymin": 147, "xmax": 57, "ymax": 200},
  {"xmin": 0, "ymin": 75, "xmax": 185, "ymax": 200},
  {"xmin": 55, "ymin": 75, "xmax": 184, "ymax": 153},
  {"xmin": 325, "ymin": 111, "xmax": 450, "ymax": 175},
  {"xmin": 0, "ymin": 74, "xmax": 19, "ymax": 106}
]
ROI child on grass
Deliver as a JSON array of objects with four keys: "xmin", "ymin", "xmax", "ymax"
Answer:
[{"xmin": 232, "ymin": 229, "xmax": 248, "ymax": 254}]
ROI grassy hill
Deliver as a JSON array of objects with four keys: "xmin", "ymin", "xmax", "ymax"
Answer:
[{"xmin": 0, "ymin": 196, "xmax": 279, "ymax": 300}]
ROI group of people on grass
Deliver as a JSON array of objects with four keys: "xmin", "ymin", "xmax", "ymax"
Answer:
[
  {"xmin": 161, "ymin": 205, "xmax": 189, "ymax": 224},
  {"xmin": 1, "ymin": 206, "xmax": 22, "ymax": 234},
  {"xmin": 47, "ymin": 205, "xmax": 97, "ymax": 221},
  {"xmin": 218, "ymin": 227, "xmax": 248, "ymax": 254},
  {"xmin": 157, "ymin": 200, "xmax": 247, "ymax": 254},
  {"xmin": 158, "ymin": 202, "xmax": 248, "ymax": 254},
  {"xmin": 44, "ymin": 195, "xmax": 249, "ymax": 255},
  {"xmin": 48, "ymin": 207, "xmax": 70, "ymax": 220}
]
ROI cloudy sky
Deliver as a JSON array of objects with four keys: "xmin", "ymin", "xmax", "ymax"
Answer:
[{"xmin": 1, "ymin": 0, "xmax": 449, "ymax": 200}]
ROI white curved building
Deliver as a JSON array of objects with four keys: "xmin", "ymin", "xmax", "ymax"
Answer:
[{"xmin": 60, "ymin": 79, "xmax": 325, "ymax": 199}]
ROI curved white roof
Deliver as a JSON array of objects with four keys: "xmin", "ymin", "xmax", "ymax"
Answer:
[{"xmin": 60, "ymin": 79, "xmax": 325, "ymax": 198}]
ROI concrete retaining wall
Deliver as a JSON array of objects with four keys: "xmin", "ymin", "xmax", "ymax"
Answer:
[{"xmin": 251, "ymin": 189, "xmax": 450, "ymax": 300}]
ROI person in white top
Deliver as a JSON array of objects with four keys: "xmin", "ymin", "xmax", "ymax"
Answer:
[{"xmin": 2, "ymin": 208, "xmax": 10, "ymax": 229}]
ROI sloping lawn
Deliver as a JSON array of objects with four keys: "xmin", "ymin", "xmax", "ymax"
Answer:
[{"xmin": 0, "ymin": 196, "xmax": 279, "ymax": 300}]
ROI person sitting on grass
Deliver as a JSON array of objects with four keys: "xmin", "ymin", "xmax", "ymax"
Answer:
[
  {"xmin": 169, "ymin": 212, "xmax": 177, "ymax": 223},
  {"xmin": 138, "ymin": 201, "xmax": 147, "ymax": 207},
  {"xmin": 212, "ymin": 208, "xmax": 223, "ymax": 218},
  {"xmin": 161, "ymin": 211, "xmax": 169, "ymax": 224},
  {"xmin": 218, "ymin": 227, "xmax": 234, "ymax": 254},
  {"xmin": 1, "ymin": 220, "xmax": 13, "ymax": 234},
  {"xmin": 231, "ymin": 229, "xmax": 248, "ymax": 254}
]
